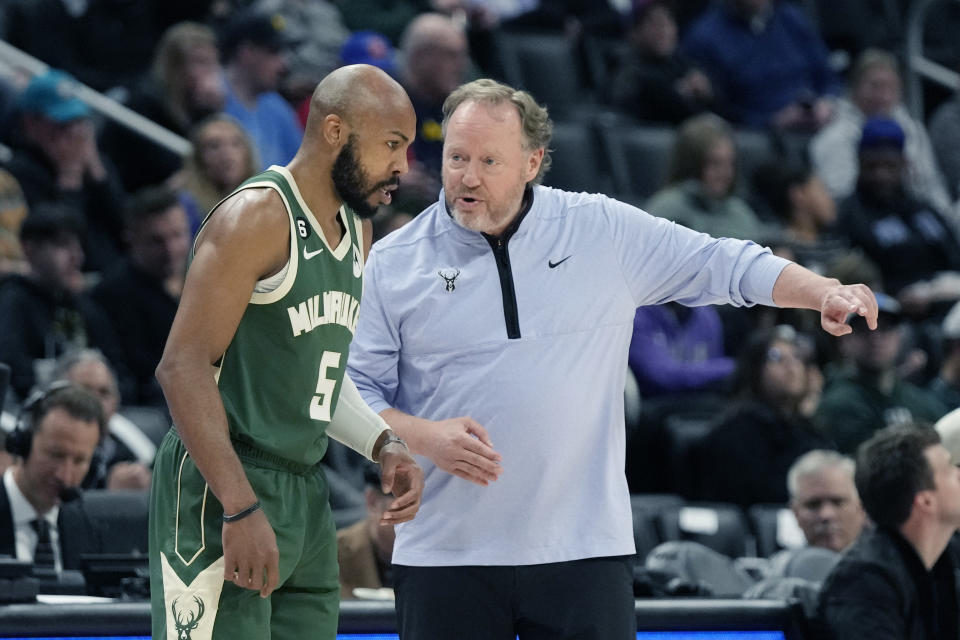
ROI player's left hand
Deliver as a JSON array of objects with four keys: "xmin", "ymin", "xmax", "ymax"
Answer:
[
  {"xmin": 378, "ymin": 444, "xmax": 424, "ymax": 525},
  {"xmin": 820, "ymin": 283, "xmax": 877, "ymax": 336}
]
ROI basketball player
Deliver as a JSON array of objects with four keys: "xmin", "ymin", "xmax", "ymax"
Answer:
[{"xmin": 149, "ymin": 65, "xmax": 423, "ymax": 640}]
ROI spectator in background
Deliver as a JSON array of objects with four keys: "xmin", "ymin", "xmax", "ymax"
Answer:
[
  {"xmin": 0, "ymin": 384, "xmax": 105, "ymax": 572},
  {"xmin": 92, "ymin": 187, "xmax": 190, "ymax": 408},
  {"xmin": 751, "ymin": 160, "xmax": 845, "ymax": 276},
  {"xmin": 101, "ymin": 22, "xmax": 225, "ymax": 192},
  {"xmin": 819, "ymin": 425, "xmax": 960, "ymax": 640},
  {"xmin": 929, "ymin": 74, "xmax": 960, "ymax": 202},
  {"xmin": 3, "ymin": 0, "xmax": 180, "ymax": 94},
  {"xmin": 816, "ymin": 294, "xmax": 947, "ymax": 454},
  {"xmin": 811, "ymin": 49, "xmax": 952, "ymax": 217},
  {"xmin": 371, "ymin": 208, "xmax": 414, "ymax": 243},
  {"xmin": 180, "ymin": 114, "xmax": 259, "ymax": 234},
  {"xmin": 834, "ymin": 117, "xmax": 960, "ymax": 306},
  {"xmin": 646, "ymin": 113, "xmax": 776, "ymax": 242},
  {"xmin": 928, "ymin": 301, "xmax": 960, "ymax": 410},
  {"xmin": 0, "ymin": 205, "xmax": 130, "ymax": 402},
  {"xmin": 340, "ymin": 30, "xmax": 398, "ymax": 78},
  {"xmin": 680, "ymin": 0, "xmax": 840, "ymax": 131},
  {"xmin": 397, "ymin": 12, "xmax": 471, "ymax": 212},
  {"xmin": 221, "ymin": 9, "xmax": 303, "ymax": 169},
  {"xmin": 6, "ymin": 69, "xmax": 127, "ymax": 273},
  {"xmin": 320, "ymin": 30, "xmax": 400, "ymax": 128},
  {"xmin": 0, "ymin": 168, "xmax": 28, "ymax": 276},
  {"xmin": 610, "ymin": 0, "xmax": 713, "ymax": 124},
  {"xmin": 787, "ymin": 450, "xmax": 866, "ymax": 553},
  {"xmin": 252, "ymin": 0, "xmax": 351, "ymax": 109},
  {"xmin": 628, "ymin": 301, "xmax": 734, "ymax": 397},
  {"xmin": 337, "ymin": 464, "xmax": 397, "ymax": 599},
  {"xmin": 335, "ymin": 0, "xmax": 430, "ymax": 45},
  {"xmin": 693, "ymin": 325, "xmax": 832, "ymax": 507},
  {"xmin": 52, "ymin": 350, "xmax": 153, "ymax": 491}
]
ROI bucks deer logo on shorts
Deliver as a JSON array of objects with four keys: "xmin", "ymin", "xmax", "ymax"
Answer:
[{"xmin": 171, "ymin": 595, "xmax": 205, "ymax": 640}]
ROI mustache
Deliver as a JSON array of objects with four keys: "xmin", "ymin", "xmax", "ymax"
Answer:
[
  {"xmin": 451, "ymin": 188, "xmax": 484, "ymax": 199},
  {"xmin": 373, "ymin": 176, "xmax": 400, "ymax": 191}
]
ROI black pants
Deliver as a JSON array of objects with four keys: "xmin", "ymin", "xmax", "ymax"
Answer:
[{"xmin": 394, "ymin": 556, "xmax": 635, "ymax": 640}]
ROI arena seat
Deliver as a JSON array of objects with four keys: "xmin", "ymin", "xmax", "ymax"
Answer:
[
  {"xmin": 82, "ymin": 489, "xmax": 149, "ymax": 555},
  {"xmin": 630, "ymin": 493, "xmax": 685, "ymax": 560},
  {"xmin": 581, "ymin": 35, "xmax": 630, "ymax": 98},
  {"xmin": 597, "ymin": 119, "xmax": 674, "ymax": 205},
  {"xmin": 748, "ymin": 504, "xmax": 806, "ymax": 558},
  {"xmin": 662, "ymin": 411, "xmax": 717, "ymax": 498},
  {"xmin": 543, "ymin": 120, "xmax": 608, "ymax": 194},
  {"xmin": 656, "ymin": 502, "xmax": 754, "ymax": 559},
  {"xmin": 733, "ymin": 129, "xmax": 776, "ymax": 196},
  {"xmin": 117, "ymin": 405, "xmax": 170, "ymax": 449},
  {"xmin": 495, "ymin": 31, "xmax": 593, "ymax": 120}
]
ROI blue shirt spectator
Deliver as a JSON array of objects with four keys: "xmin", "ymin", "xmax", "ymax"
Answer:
[
  {"xmin": 681, "ymin": 0, "xmax": 841, "ymax": 130},
  {"xmin": 223, "ymin": 85, "xmax": 302, "ymax": 169},
  {"xmin": 221, "ymin": 9, "xmax": 303, "ymax": 168}
]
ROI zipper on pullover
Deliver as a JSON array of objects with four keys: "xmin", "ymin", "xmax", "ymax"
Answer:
[{"xmin": 487, "ymin": 235, "xmax": 521, "ymax": 339}]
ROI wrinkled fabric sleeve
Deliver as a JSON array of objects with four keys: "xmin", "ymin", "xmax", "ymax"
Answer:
[
  {"xmin": 595, "ymin": 194, "xmax": 791, "ymax": 308},
  {"xmin": 347, "ymin": 247, "xmax": 401, "ymax": 415}
]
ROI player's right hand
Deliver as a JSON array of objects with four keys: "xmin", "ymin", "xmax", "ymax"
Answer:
[
  {"xmin": 422, "ymin": 417, "xmax": 503, "ymax": 486},
  {"xmin": 222, "ymin": 509, "xmax": 279, "ymax": 598}
]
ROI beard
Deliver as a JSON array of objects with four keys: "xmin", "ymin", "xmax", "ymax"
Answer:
[{"xmin": 331, "ymin": 134, "xmax": 398, "ymax": 219}]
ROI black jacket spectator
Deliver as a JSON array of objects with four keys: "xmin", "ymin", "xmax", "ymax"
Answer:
[
  {"xmin": 92, "ymin": 259, "xmax": 177, "ymax": 407},
  {"xmin": 693, "ymin": 402, "xmax": 832, "ymax": 507},
  {"xmin": 818, "ymin": 526, "xmax": 960, "ymax": 640},
  {"xmin": 0, "ymin": 274, "xmax": 131, "ymax": 401},
  {"xmin": 837, "ymin": 190, "xmax": 960, "ymax": 296},
  {"xmin": 6, "ymin": 144, "xmax": 126, "ymax": 273}
]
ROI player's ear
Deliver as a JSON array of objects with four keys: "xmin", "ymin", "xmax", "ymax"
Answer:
[{"xmin": 322, "ymin": 114, "xmax": 346, "ymax": 148}]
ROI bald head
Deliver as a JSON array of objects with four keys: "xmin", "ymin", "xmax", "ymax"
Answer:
[
  {"xmin": 305, "ymin": 64, "xmax": 413, "ymax": 138},
  {"xmin": 294, "ymin": 64, "xmax": 415, "ymax": 219},
  {"xmin": 401, "ymin": 13, "xmax": 464, "ymax": 54},
  {"xmin": 400, "ymin": 13, "xmax": 468, "ymax": 101}
]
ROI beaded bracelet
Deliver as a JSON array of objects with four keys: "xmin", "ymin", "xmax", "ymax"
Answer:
[{"xmin": 222, "ymin": 500, "xmax": 261, "ymax": 523}]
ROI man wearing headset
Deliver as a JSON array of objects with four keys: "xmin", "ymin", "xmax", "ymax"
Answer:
[{"xmin": 0, "ymin": 383, "xmax": 104, "ymax": 572}]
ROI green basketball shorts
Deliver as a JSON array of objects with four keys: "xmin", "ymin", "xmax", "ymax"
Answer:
[{"xmin": 149, "ymin": 430, "xmax": 340, "ymax": 640}]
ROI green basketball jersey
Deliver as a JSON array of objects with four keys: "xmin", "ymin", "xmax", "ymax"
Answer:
[{"xmin": 197, "ymin": 165, "xmax": 365, "ymax": 465}]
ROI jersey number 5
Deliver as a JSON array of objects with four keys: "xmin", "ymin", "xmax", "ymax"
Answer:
[{"xmin": 310, "ymin": 350, "xmax": 341, "ymax": 422}]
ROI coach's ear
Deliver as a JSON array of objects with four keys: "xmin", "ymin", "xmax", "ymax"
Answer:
[{"xmin": 524, "ymin": 147, "xmax": 544, "ymax": 183}]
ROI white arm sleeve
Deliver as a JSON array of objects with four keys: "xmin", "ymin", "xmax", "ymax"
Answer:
[{"xmin": 327, "ymin": 373, "xmax": 390, "ymax": 461}]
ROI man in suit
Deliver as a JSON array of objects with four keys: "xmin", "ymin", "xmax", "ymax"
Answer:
[
  {"xmin": 1, "ymin": 383, "xmax": 103, "ymax": 571},
  {"xmin": 336, "ymin": 464, "xmax": 396, "ymax": 599}
]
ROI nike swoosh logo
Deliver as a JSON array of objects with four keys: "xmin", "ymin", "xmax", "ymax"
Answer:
[
  {"xmin": 548, "ymin": 255, "xmax": 572, "ymax": 269},
  {"xmin": 303, "ymin": 246, "xmax": 324, "ymax": 260}
]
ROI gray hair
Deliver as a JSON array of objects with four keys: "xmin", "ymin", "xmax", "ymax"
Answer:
[
  {"xmin": 441, "ymin": 78, "xmax": 553, "ymax": 184},
  {"xmin": 50, "ymin": 348, "xmax": 117, "ymax": 390},
  {"xmin": 787, "ymin": 449, "xmax": 856, "ymax": 499}
]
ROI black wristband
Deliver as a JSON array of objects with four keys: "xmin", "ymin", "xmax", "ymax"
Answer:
[{"xmin": 222, "ymin": 500, "xmax": 261, "ymax": 523}]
